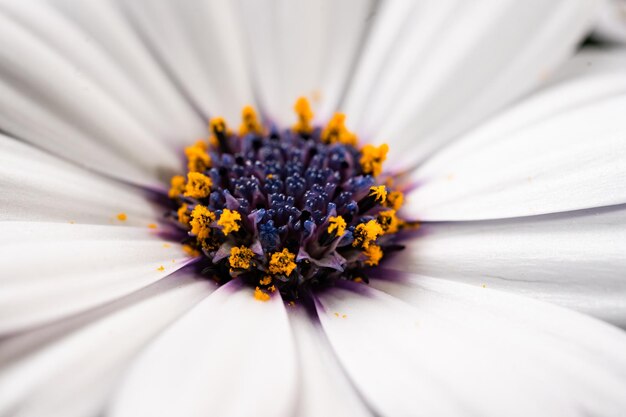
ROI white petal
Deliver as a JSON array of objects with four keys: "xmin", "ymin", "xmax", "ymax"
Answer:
[
  {"xmin": 2, "ymin": 1, "xmax": 205, "ymax": 147},
  {"xmin": 0, "ymin": 271, "xmax": 215, "ymax": 417},
  {"xmin": 388, "ymin": 204, "xmax": 626, "ymax": 326},
  {"xmin": 288, "ymin": 305, "xmax": 371, "ymax": 417},
  {"xmin": 0, "ymin": 222, "xmax": 192, "ymax": 334},
  {"xmin": 0, "ymin": 5, "xmax": 182, "ymax": 186},
  {"xmin": 403, "ymin": 50, "xmax": 626, "ymax": 220},
  {"xmin": 120, "ymin": 0, "xmax": 255, "ymax": 125},
  {"xmin": 593, "ymin": 0, "xmax": 626, "ymax": 43},
  {"xmin": 109, "ymin": 281, "xmax": 297, "ymax": 417},
  {"xmin": 0, "ymin": 134, "xmax": 160, "ymax": 225},
  {"xmin": 343, "ymin": 0, "xmax": 596, "ymax": 168},
  {"xmin": 236, "ymin": 0, "xmax": 375, "ymax": 126},
  {"xmin": 317, "ymin": 281, "xmax": 626, "ymax": 416}
]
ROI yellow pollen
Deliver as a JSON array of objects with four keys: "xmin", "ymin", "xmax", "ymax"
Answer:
[
  {"xmin": 360, "ymin": 143, "xmax": 389, "ymax": 177},
  {"xmin": 378, "ymin": 210, "xmax": 400, "ymax": 233},
  {"xmin": 353, "ymin": 220, "xmax": 384, "ymax": 249},
  {"xmin": 184, "ymin": 172, "xmax": 212, "ymax": 199},
  {"xmin": 183, "ymin": 244, "xmax": 201, "ymax": 257},
  {"xmin": 369, "ymin": 185, "xmax": 388, "ymax": 204},
  {"xmin": 162, "ymin": 243, "xmax": 171, "ymax": 248},
  {"xmin": 168, "ymin": 175, "xmax": 186, "ymax": 198},
  {"xmin": 364, "ymin": 244, "xmax": 383, "ymax": 266},
  {"xmin": 217, "ymin": 209, "xmax": 241, "ymax": 235},
  {"xmin": 116, "ymin": 213, "xmax": 127, "ymax": 221},
  {"xmin": 177, "ymin": 203, "xmax": 191, "ymax": 226},
  {"xmin": 190, "ymin": 205, "xmax": 216, "ymax": 240},
  {"xmin": 269, "ymin": 248, "xmax": 297, "ymax": 276},
  {"xmin": 239, "ymin": 105, "xmax": 263, "ymax": 136},
  {"xmin": 148, "ymin": 223, "xmax": 158, "ymax": 229},
  {"xmin": 184, "ymin": 141, "xmax": 211, "ymax": 173},
  {"xmin": 254, "ymin": 287, "xmax": 271, "ymax": 302},
  {"xmin": 157, "ymin": 265, "xmax": 165, "ymax": 271},
  {"xmin": 354, "ymin": 277, "xmax": 364, "ymax": 283},
  {"xmin": 386, "ymin": 191, "xmax": 404, "ymax": 211},
  {"xmin": 209, "ymin": 117, "xmax": 228, "ymax": 147},
  {"xmin": 259, "ymin": 276, "xmax": 272, "ymax": 286},
  {"xmin": 321, "ymin": 113, "xmax": 357, "ymax": 145},
  {"xmin": 292, "ymin": 97, "xmax": 314, "ymax": 134},
  {"xmin": 327, "ymin": 216, "xmax": 347, "ymax": 237},
  {"xmin": 229, "ymin": 246, "xmax": 255, "ymax": 270}
]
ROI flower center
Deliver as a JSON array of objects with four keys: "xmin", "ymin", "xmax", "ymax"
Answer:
[{"xmin": 168, "ymin": 97, "xmax": 410, "ymax": 300}]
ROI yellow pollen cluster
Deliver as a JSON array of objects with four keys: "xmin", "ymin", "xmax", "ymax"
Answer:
[
  {"xmin": 360, "ymin": 143, "xmax": 389, "ymax": 177},
  {"xmin": 386, "ymin": 190, "xmax": 404, "ymax": 211},
  {"xmin": 229, "ymin": 246, "xmax": 255, "ymax": 270},
  {"xmin": 184, "ymin": 141, "xmax": 211, "ymax": 173},
  {"xmin": 327, "ymin": 216, "xmax": 347, "ymax": 237},
  {"xmin": 259, "ymin": 276, "xmax": 272, "ymax": 286},
  {"xmin": 182, "ymin": 244, "xmax": 201, "ymax": 257},
  {"xmin": 321, "ymin": 113, "xmax": 357, "ymax": 146},
  {"xmin": 369, "ymin": 185, "xmax": 388, "ymax": 204},
  {"xmin": 292, "ymin": 97, "xmax": 314, "ymax": 134},
  {"xmin": 168, "ymin": 175, "xmax": 186, "ymax": 198},
  {"xmin": 353, "ymin": 220, "xmax": 384, "ymax": 249},
  {"xmin": 364, "ymin": 244, "xmax": 383, "ymax": 266},
  {"xmin": 378, "ymin": 210, "xmax": 400, "ymax": 234},
  {"xmin": 217, "ymin": 209, "xmax": 241, "ymax": 235},
  {"xmin": 177, "ymin": 203, "xmax": 191, "ymax": 226},
  {"xmin": 184, "ymin": 172, "xmax": 212, "ymax": 199},
  {"xmin": 190, "ymin": 205, "xmax": 216, "ymax": 240},
  {"xmin": 239, "ymin": 105, "xmax": 263, "ymax": 136},
  {"xmin": 254, "ymin": 287, "xmax": 271, "ymax": 302},
  {"xmin": 209, "ymin": 117, "xmax": 228, "ymax": 147},
  {"xmin": 269, "ymin": 248, "xmax": 297, "ymax": 276}
]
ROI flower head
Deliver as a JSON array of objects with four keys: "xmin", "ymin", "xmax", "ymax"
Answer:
[{"xmin": 168, "ymin": 99, "xmax": 408, "ymax": 299}]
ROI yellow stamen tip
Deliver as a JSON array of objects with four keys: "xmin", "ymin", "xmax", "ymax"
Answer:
[
  {"xmin": 116, "ymin": 213, "xmax": 127, "ymax": 221},
  {"xmin": 190, "ymin": 205, "xmax": 216, "ymax": 240},
  {"xmin": 148, "ymin": 223, "xmax": 158, "ymax": 229},
  {"xmin": 259, "ymin": 276, "xmax": 272, "ymax": 286},
  {"xmin": 293, "ymin": 97, "xmax": 314, "ymax": 134},
  {"xmin": 185, "ymin": 141, "xmax": 212, "ymax": 173},
  {"xmin": 254, "ymin": 287, "xmax": 271, "ymax": 302},
  {"xmin": 353, "ymin": 219, "xmax": 384, "ymax": 249},
  {"xmin": 184, "ymin": 172, "xmax": 213, "ymax": 199},
  {"xmin": 239, "ymin": 105, "xmax": 263, "ymax": 136},
  {"xmin": 364, "ymin": 244, "xmax": 383, "ymax": 266},
  {"xmin": 369, "ymin": 185, "xmax": 388, "ymax": 204},
  {"xmin": 327, "ymin": 215, "xmax": 347, "ymax": 237},
  {"xmin": 168, "ymin": 175, "xmax": 186, "ymax": 198},
  {"xmin": 217, "ymin": 209, "xmax": 241, "ymax": 235},
  {"xmin": 229, "ymin": 246, "xmax": 255, "ymax": 270},
  {"xmin": 321, "ymin": 112, "xmax": 357, "ymax": 145},
  {"xmin": 269, "ymin": 248, "xmax": 297, "ymax": 276},
  {"xmin": 386, "ymin": 190, "xmax": 404, "ymax": 211},
  {"xmin": 377, "ymin": 210, "xmax": 400, "ymax": 234},
  {"xmin": 360, "ymin": 143, "xmax": 389, "ymax": 177}
]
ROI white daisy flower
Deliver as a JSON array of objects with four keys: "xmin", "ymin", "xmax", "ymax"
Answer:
[{"xmin": 1, "ymin": 1, "xmax": 625, "ymax": 416}]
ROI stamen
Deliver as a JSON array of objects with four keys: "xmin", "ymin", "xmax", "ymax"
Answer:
[
  {"xmin": 229, "ymin": 246, "xmax": 255, "ymax": 270},
  {"xmin": 269, "ymin": 248, "xmax": 297, "ymax": 276},
  {"xmin": 217, "ymin": 209, "xmax": 241, "ymax": 235},
  {"xmin": 190, "ymin": 205, "xmax": 215, "ymax": 240},
  {"xmin": 168, "ymin": 175, "xmax": 186, "ymax": 198},
  {"xmin": 177, "ymin": 204, "xmax": 191, "ymax": 226},
  {"xmin": 321, "ymin": 113, "xmax": 357, "ymax": 146},
  {"xmin": 353, "ymin": 220, "xmax": 384, "ymax": 249},
  {"xmin": 360, "ymin": 143, "xmax": 389, "ymax": 177},
  {"xmin": 386, "ymin": 190, "xmax": 404, "ymax": 211},
  {"xmin": 184, "ymin": 172, "xmax": 212, "ymax": 199},
  {"xmin": 293, "ymin": 97, "xmax": 313, "ymax": 135},
  {"xmin": 185, "ymin": 141, "xmax": 211, "ymax": 173},
  {"xmin": 378, "ymin": 210, "xmax": 400, "ymax": 234},
  {"xmin": 364, "ymin": 244, "xmax": 383, "ymax": 266},
  {"xmin": 239, "ymin": 105, "xmax": 263, "ymax": 136}
]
